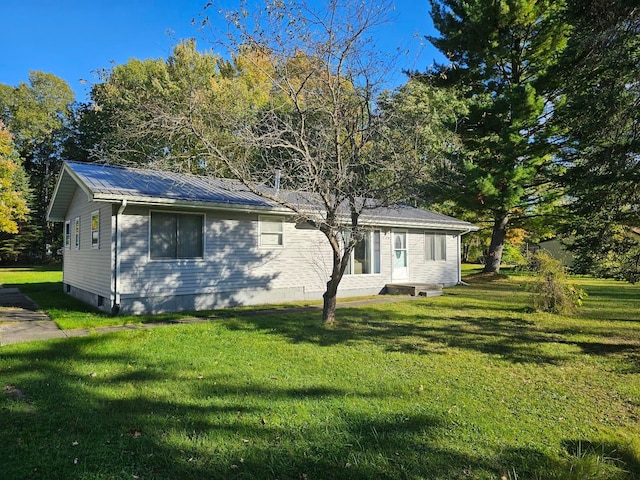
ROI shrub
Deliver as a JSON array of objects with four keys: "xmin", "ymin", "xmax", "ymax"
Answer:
[{"xmin": 528, "ymin": 250, "xmax": 587, "ymax": 314}]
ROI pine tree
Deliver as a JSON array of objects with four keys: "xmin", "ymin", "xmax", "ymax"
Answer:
[
  {"xmin": 422, "ymin": 0, "xmax": 569, "ymax": 273},
  {"xmin": 553, "ymin": 0, "xmax": 640, "ymax": 282}
]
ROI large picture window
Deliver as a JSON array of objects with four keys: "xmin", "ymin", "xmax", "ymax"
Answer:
[
  {"xmin": 425, "ymin": 232, "xmax": 447, "ymax": 261},
  {"xmin": 345, "ymin": 230, "xmax": 381, "ymax": 275},
  {"xmin": 150, "ymin": 212, "xmax": 204, "ymax": 260}
]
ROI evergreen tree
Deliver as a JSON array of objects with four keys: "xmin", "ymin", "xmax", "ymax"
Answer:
[
  {"xmin": 554, "ymin": 0, "xmax": 640, "ymax": 282},
  {"xmin": 422, "ymin": 0, "xmax": 569, "ymax": 273}
]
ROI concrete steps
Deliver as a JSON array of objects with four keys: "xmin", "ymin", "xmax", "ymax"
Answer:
[{"xmin": 384, "ymin": 283, "xmax": 444, "ymax": 297}]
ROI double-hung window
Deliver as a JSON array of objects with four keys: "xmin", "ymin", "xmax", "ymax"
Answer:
[
  {"xmin": 64, "ymin": 221, "xmax": 71, "ymax": 249},
  {"xmin": 345, "ymin": 230, "xmax": 381, "ymax": 275},
  {"xmin": 74, "ymin": 217, "xmax": 80, "ymax": 249},
  {"xmin": 259, "ymin": 216, "xmax": 284, "ymax": 247},
  {"xmin": 425, "ymin": 232, "xmax": 447, "ymax": 261},
  {"xmin": 91, "ymin": 211, "xmax": 100, "ymax": 249},
  {"xmin": 150, "ymin": 212, "xmax": 204, "ymax": 260}
]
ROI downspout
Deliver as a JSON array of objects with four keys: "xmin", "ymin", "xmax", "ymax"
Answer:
[
  {"xmin": 112, "ymin": 200, "xmax": 127, "ymax": 314},
  {"xmin": 457, "ymin": 228, "xmax": 471, "ymax": 286}
]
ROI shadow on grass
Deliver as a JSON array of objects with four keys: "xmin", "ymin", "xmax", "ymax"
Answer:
[
  {"xmin": 12, "ymin": 281, "xmax": 100, "ymax": 313},
  {"xmin": 4, "ymin": 335, "xmax": 619, "ymax": 479},
  {"xmin": 221, "ymin": 302, "xmax": 640, "ymax": 368}
]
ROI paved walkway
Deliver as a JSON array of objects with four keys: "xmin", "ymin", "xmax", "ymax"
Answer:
[
  {"xmin": 0, "ymin": 288, "xmax": 421, "ymax": 347},
  {"xmin": 0, "ymin": 288, "xmax": 68, "ymax": 345}
]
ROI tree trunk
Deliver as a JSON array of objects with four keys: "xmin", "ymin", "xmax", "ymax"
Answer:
[
  {"xmin": 483, "ymin": 214, "xmax": 509, "ymax": 274},
  {"xmin": 322, "ymin": 285, "xmax": 338, "ymax": 324},
  {"xmin": 321, "ymin": 230, "xmax": 350, "ymax": 325}
]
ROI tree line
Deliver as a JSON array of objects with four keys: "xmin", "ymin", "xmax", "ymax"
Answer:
[{"xmin": 1, "ymin": 0, "xmax": 638, "ymax": 316}]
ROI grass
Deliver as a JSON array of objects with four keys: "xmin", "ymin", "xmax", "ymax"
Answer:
[
  {"xmin": 1, "ymin": 267, "xmax": 639, "ymax": 479},
  {"xmin": 0, "ymin": 265, "xmax": 337, "ymax": 329}
]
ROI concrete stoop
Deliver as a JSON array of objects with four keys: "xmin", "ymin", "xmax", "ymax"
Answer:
[{"xmin": 384, "ymin": 283, "xmax": 444, "ymax": 297}]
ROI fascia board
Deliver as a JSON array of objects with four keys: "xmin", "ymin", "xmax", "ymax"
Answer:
[
  {"xmin": 91, "ymin": 194, "xmax": 293, "ymax": 215},
  {"xmin": 46, "ymin": 163, "xmax": 94, "ymax": 221}
]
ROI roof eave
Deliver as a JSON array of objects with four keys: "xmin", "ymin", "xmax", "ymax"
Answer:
[
  {"xmin": 358, "ymin": 218, "xmax": 479, "ymax": 232},
  {"xmin": 91, "ymin": 193, "xmax": 293, "ymax": 215},
  {"xmin": 46, "ymin": 163, "xmax": 94, "ymax": 222}
]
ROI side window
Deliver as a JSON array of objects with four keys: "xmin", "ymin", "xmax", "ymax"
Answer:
[
  {"xmin": 150, "ymin": 212, "xmax": 204, "ymax": 260},
  {"xmin": 425, "ymin": 233, "xmax": 447, "ymax": 261},
  {"xmin": 74, "ymin": 217, "xmax": 80, "ymax": 249},
  {"xmin": 259, "ymin": 216, "xmax": 284, "ymax": 247},
  {"xmin": 91, "ymin": 211, "xmax": 100, "ymax": 249},
  {"xmin": 64, "ymin": 221, "xmax": 71, "ymax": 249},
  {"xmin": 345, "ymin": 230, "xmax": 381, "ymax": 275}
]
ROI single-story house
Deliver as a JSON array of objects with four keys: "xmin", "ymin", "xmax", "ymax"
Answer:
[{"xmin": 47, "ymin": 161, "xmax": 478, "ymax": 314}]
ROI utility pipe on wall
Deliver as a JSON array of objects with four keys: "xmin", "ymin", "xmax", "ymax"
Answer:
[{"xmin": 112, "ymin": 199, "xmax": 127, "ymax": 314}]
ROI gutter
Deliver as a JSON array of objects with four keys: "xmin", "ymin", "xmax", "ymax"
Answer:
[
  {"xmin": 93, "ymin": 195, "xmax": 479, "ymax": 232},
  {"xmin": 112, "ymin": 199, "xmax": 127, "ymax": 314}
]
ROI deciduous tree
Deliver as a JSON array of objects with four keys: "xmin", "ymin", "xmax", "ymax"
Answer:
[
  {"xmin": 0, "ymin": 123, "xmax": 29, "ymax": 234},
  {"xmin": 93, "ymin": 0, "xmax": 432, "ymax": 323},
  {"xmin": 0, "ymin": 72, "xmax": 74, "ymax": 259}
]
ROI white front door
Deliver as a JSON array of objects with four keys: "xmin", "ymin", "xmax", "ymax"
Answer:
[{"xmin": 392, "ymin": 231, "xmax": 408, "ymax": 281}]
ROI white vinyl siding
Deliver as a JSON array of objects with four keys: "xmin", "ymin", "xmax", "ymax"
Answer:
[
  {"xmin": 113, "ymin": 208, "xmax": 462, "ymax": 312},
  {"xmin": 62, "ymin": 187, "xmax": 112, "ymax": 299}
]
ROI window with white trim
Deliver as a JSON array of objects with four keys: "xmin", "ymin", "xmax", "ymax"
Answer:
[
  {"xmin": 259, "ymin": 216, "xmax": 284, "ymax": 247},
  {"xmin": 64, "ymin": 221, "xmax": 71, "ymax": 249},
  {"xmin": 425, "ymin": 232, "xmax": 447, "ymax": 261},
  {"xmin": 345, "ymin": 230, "xmax": 381, "ymax": 275},
  {"xmin": 74, "ymin": 217, "xmax": 80, "ymax": 249},
  {"xmin": 91, "ymin": 211, "xmax": 100, "ymax": 249},
  {"xmin": 150, "ymin": 212, "xmax": 204, "ymax": 260}
]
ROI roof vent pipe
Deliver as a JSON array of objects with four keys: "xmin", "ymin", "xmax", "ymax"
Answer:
[{"xmin": 274, "ymin": 169, "xmax": 281, "ymax": 196}]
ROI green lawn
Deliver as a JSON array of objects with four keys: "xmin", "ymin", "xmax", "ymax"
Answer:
[{"xmin": 1, "ymin": 267, "xmax": 639, "ymax": 479}]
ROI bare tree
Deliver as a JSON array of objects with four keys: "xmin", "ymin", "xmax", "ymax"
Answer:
[
  {"xmin": 197, "ymin": 0, "xmax": 425, "ymax": 323},
  {"xmin": 92, "ymin": 0, "xmax": 432, "ymax": 323}
]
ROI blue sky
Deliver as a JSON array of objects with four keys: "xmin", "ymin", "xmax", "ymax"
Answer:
[{"xmin": 1, "ymin": 0, "xmax": 443, "ymax": 102}]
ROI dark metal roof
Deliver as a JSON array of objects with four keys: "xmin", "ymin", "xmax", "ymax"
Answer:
[{"xmin": 48, "ymin": 161, "xmax": 477, "ymax": 231}]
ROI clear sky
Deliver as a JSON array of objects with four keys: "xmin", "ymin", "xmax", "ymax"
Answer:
[{"xmin": 1, "ymin": 0, "xmax": 443, "ymax": 102}]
